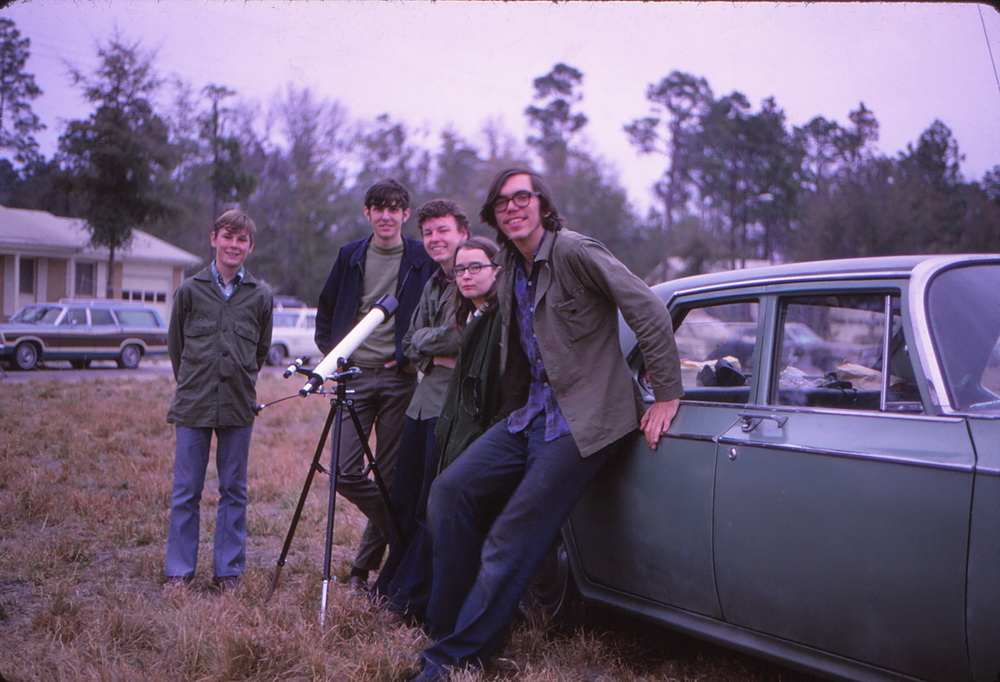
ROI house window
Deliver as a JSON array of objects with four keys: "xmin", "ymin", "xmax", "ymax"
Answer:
[
  {"xmin": 19, "ymin": 258, "xmax": 36, "ymax": 294},
  {"xmin": 75, "ymin": 262, "xmax": 96, "ymax": 297}
]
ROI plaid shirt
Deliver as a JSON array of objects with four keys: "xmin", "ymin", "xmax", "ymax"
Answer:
[
  {"xmin": 505, "ymin": 235, "xmax": 571, "ymax": 441},
  {"xmin": 210, "ymin": 260, "xmax": 244, "ymax": 300}
]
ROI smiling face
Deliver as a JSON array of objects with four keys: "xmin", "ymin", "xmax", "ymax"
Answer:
[
  {"xmin": 421, "ymin": 214, "xmax": 468, "ymax": 270},
  {"xmin": 454, "ymin": 246, "xmax": 499, "ymax": 307},
  {"xmin": 210, "ymin": 227, "xmax": 254, "ymax": 280},
  {"xmin": 494, "ymin": 173, "xmax": 545, "ymax": 258},
  {"xmin": 364, "ymin": 202, "xmax": 410, "ymax": 248}
]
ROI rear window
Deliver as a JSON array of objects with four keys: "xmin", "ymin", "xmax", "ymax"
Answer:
[{"xmin": 115, "ymin": 309, "xmax": 162, "ymax": 327}]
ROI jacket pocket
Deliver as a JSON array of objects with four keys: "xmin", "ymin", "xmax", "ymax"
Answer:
[
  {"xmin": 234, "ymin": 320, "xmax": 261, "ymax": 368},
  {"xmin": 551, "ymin": 289, "xmax": 601, "ymax": 343}
]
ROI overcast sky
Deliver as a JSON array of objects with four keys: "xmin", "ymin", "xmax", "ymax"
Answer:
[{"xmin": 4, "ymin": 1, "xmax": 999, "ymax": 213}]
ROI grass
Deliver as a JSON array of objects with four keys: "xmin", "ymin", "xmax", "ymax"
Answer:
[{"xmin": 0, "ymin": 370, "xmax": 808, "ymax": 681}]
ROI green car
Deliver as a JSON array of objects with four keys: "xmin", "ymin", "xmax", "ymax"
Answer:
[{"xmin": 531, "ymin": 254, "xmax": 1000, "ymax": 682}]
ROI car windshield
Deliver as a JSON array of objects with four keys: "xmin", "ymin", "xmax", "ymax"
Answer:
[
  {"xmin": 926, "ymin": 262, "xmax": 1000, "ymax": 413},
  {"xmin": 10, "ymin": 305, "xmax": 56, "ymax": 323}
]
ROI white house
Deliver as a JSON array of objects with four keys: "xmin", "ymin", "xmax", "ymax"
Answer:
[{"xmin": 0, "ymin": 204, "xmax": 203, "ymax": 321}]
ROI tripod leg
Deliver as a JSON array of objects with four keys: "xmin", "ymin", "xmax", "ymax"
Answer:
[
  {"xmin": 346, "ymin": 402, "xmax": 405, "ymax": 541},
  {"xmin": 265, "ymin": 402, "xmax": 337, "ymax": 602},
  {"xmin": 320, "ymin": 396, "xmax": 345, "ymax": 629}
]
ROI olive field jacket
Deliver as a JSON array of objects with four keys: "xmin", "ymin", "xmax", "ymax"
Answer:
[
  {"xmin": 167, "ymin": 267, "xmax": 273, "ymax": 428},
  {"xmin": 496, "ymin": 229, "xmax": 682, "ymax": 457}
]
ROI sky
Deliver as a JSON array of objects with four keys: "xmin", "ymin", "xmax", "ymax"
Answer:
[{"xmin": 4, "ymin": 0, "xmax": 1000, "ymax": 213}]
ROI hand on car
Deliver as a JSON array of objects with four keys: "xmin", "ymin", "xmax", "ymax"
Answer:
[
  {"xmin": 433, "ymin": 355, "xmax": 457, "ymax": 369},
  {"xmin": 640, "ymin": 398, "xmax": 680, "ymax": 450}
]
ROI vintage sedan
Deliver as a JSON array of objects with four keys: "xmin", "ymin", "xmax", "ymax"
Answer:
[
  {"xmin": 0, "ymin": 300, "xmax": 168, "ymax": 370},
  {"xmin": 530, "ymin": 254, "xmax": 1000, "ymax": 682}
]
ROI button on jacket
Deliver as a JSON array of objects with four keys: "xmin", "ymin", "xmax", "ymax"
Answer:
[
  {"xmin": 167, "ymin": 267, "xmax": 273, "ymax": 428},
  {"xmin": 497, "ymin": 229, "xmax": 682, "ymax": 457}
]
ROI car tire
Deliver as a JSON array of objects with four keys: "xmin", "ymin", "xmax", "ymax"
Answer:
[
  {"xmin": 518, "ymin": 534, "xmax": 584, "ymax": 632},
  {"xmin": 266, "ymin": 344, "xmax": 287, "ymax": 366},
  {"xmin": 117, "ymin": 344, "xmax": 142, "ymax": 369},
  {"xmin": 13, "ymin": 342, "xmax": 39, "ymax": 371}
]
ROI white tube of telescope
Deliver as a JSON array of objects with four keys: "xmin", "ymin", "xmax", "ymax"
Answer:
[{"xmin": 300, "ymin": 295, "xmax": 398, "ymax": 395}]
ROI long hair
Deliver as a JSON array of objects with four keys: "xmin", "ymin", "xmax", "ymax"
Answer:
[
  {"xmin": 452, "ymin": 236, "xmax": 501, "ymax": 329},
  {"xmin": 477, "ymin": 167, "xmax": 564, "ymax": 246}
]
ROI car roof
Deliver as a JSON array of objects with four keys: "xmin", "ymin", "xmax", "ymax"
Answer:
[{"xmin": 650, "ymin": 254, "xmax": 998, "ymax": 303}]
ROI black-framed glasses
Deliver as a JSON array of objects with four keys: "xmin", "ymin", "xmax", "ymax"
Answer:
[
  {"xmin": 453, "ymin": 262, "xmax": 497, "ymax": 276},
  {"xmin": 492, "ymin": 190, "xmax": 540, "ymax": 213}
]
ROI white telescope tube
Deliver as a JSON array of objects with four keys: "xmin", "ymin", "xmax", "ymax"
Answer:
[{"xmin": 300, "ymin": 295, "xmax": 398, "ymax": 395}]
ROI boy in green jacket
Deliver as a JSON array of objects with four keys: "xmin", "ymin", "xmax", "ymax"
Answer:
[{"xmin": 164, "ymin": 209, "xmax": 273, "ymax": 593}]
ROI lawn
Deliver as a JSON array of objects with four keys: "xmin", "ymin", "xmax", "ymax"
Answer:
[{"xmin": 0, "ymin": 372, "xmax": 802, "ymax": 681}]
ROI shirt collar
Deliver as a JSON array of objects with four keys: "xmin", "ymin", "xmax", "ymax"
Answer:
[{"xmin": 211, "ymin": 260, "xmax": 244, "ymax": 286}]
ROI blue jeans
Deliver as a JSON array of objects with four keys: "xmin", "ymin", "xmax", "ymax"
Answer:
[
  {"xmin": 165, "ymin": 425, "xmax": 253, "ymax": 579},
  {"xmin": 373, "ymin": 416, "xmax": 439, "ymax": 616},
  {"xmin": 421, "ymin": 415, "xmax": 613, "ymax": 673}
]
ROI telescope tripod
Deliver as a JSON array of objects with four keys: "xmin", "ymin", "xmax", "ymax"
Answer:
[{"xmin": 265, "ymin": 363, "xmax": 401, "ymax": 627}]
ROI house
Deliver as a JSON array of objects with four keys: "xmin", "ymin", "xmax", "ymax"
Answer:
[{"xmin": 0, "ymin": 204, "xmax": 203, "ymax": 321}]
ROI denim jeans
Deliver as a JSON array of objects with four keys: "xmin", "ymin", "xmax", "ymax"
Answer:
[
  {"xmin": 373, "ymin": 416, "xmax": 439, "ymax": 615},
  {"xmin": 165, "ymin": 425, "xmax": 253, "ymax": 579},
  {"xmin": 421, "ymin": 414, "xmax": 613, "ymax": 673},
  {"xmin": 334, "ymin": 365, "xmax": 417, "ymax": 573}
]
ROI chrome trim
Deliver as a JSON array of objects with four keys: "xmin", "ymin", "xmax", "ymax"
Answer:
[
  {"xmin": 662, "ymin": 432, "xmax": 718, "ymax": 445},
  {"xmin": 716, "ymin": 437, "xmax": 974, "ymax": 473},
  {"xmin": 666, "ymin": 270, "xmax": 911, "ymax": 307}
]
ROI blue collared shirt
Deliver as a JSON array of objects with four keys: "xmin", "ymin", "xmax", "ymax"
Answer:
[
  {"xmin": 506, "ymin": 234, "xmax": 571, "ymax": 441},
  {"xmin": 210, "ymin": 260, "xmax": 244, "ymax": 300}
]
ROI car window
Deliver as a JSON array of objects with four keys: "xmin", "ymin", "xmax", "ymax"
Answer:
[
  {"xmin": 669, "ymin": 301, "xmax": 759, "ymax": 404},
  {"xmin": 65, "ymin": 308, "xmax": 87, "ymax": 326},
  {"xmin": 771, "ymin": 293, "xmax": 920, "ymax": 412},
  {"xmin": 90, "ymin": 308, "xmax": 115, "ymax": 326},
  {"xmin": 115, "ymin": 309, "xmax": 159, "ymax": 327},
  {"xmin": 273, "ymin": 311, "xmax": 300, "ymax": 327}
]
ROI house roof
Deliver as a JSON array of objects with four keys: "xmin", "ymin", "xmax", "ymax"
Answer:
[{"xmin": 0, "ymin": 204, "xmax": 203, "ymax": 266}]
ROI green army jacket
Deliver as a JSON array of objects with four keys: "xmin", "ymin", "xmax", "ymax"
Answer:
[
  {"xmin": 403, "ymin": 271, "xmax": 461, "ymax": 420},
  {"xmin": 497, "ymin": 229, "xmax": 682, "ymax": 457},
  {"xmin": 166, "ymin": 266, "xmax": 273, "ymax": 428}
]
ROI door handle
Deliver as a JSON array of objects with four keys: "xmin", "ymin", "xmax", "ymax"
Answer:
[{"xmin": 739, "ymin": 413, "xmax": 788, "ymax": 432}]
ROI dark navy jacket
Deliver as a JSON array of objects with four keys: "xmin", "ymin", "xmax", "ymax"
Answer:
[{"xmin": 314, "ymin": 235, "xmax": 434, "ymax": 369}]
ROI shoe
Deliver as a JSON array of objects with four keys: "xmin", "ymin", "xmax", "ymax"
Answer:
[
  {"xmin": 214, "ymin": 575, "xmax": 239, "ymax": 595},
  {"xmin": 346, "ymin": 574, "xmax": 368, "ymax": 591},
  {"xmin": 164, "ymin": 576, "xmax": 192, "ymax": 591}
]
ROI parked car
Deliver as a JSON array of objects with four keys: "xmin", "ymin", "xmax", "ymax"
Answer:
[
  {"xmin": 267, "ymin": 307, "xmax": 317, "ymax": 366},
  {"xmin": 0, "ymin": 300, "xmax": 168, "ymax": 370},
  {"xmin": 526, "ymin": 254, "xmax": 1000, "ymax": 682}
]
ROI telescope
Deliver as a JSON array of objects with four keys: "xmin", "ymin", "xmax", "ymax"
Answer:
[{"xmin": 299, "ymin": 294, "xmax": 398, "ymax": 395}]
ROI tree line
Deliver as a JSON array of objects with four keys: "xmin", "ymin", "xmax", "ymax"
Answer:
[{"xmin": 1, "ymin": 19, "xmax": 997, "ymax": 300}]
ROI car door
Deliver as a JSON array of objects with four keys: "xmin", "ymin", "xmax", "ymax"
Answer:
[
  {"xmin": 712, "ymin": 284, "xmax": 975, "ymax": 681},
  {"xmin": 568, "ymin": 296, "xmax": 760, "ymax": 618}
]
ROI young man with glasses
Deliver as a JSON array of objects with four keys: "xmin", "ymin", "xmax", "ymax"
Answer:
[
  {"xmin": 315, "ymin": 179, "xmax": 435, "ymax": 590},
  {"xmin": 408, "ymin": 168, "xmax": 683, "ymax": 681}
]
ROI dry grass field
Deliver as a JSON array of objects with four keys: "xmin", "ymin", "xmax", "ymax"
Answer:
[{"xmin": 0, "ymin": 370, "xmax": 807, "ymax": 681}]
